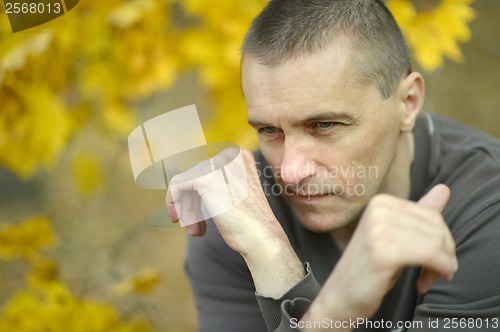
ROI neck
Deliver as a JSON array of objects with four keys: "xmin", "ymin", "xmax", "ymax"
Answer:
[
  {"xmin": 379, "ymin": 130, "xmax": 415, "ymax": 199},
  {"xmin": 330, "ymin": 131, "xmax": 415, "ymax": 250}
]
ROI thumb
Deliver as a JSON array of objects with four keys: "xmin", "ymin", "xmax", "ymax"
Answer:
[
  {"xmin": 417, "ymin": 184, "xmax": 451, "ymax": 212},
  {"xmin": 416, "ymin": 184, "xmax": 453, "ymax": 294}
]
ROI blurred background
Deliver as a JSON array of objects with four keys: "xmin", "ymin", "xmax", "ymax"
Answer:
[{"xmin": 0, "ymin": 0, "xmax": 498, "ymax": 331}]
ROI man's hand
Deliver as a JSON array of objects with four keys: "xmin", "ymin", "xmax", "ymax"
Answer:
[
  {"xmin": 166, "ymin": 148, "xmax": 305, "ymax": 298},
  {"xmin": 303, "ymin": 184, "xmax": 457, "ymax": 329}
]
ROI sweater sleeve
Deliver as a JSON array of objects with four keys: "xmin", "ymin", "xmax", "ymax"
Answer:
[
  {"xmin": 185, "ymin": 223, "xmax": 269, "ymax": 332},
  {"xmin": 256, "ymin": 262, "xmax": 321, "ymax": 332}
]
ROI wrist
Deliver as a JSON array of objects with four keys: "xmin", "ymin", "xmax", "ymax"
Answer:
[
  {"xmin": 242, "ymin": 228, "xmax": 305, "ymax": 298},
  {"xmin": 302, "ymin": 299, "xmax": 353, "ymax": 332}
]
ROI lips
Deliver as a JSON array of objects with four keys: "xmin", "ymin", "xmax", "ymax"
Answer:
[
  {"xmin": 291, "ymin": 189, "xmax": 335, "ymax": 197},
  {"xmin": 294, "ymin": 192, "xmax": 334, "ymax": 203},
  {"xmin": 295, "ymin": 192, "xmax": 331, "ymax": 197}
]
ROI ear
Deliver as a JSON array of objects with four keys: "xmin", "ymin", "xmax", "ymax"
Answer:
[{"xmin": 398, "ymin": 72, "xmax": 425, "ymax": 132}]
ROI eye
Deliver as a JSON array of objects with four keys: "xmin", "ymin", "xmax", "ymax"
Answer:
[
  {"xmin": 259, "ymin": 126, "xmax": 279, "ymax": 135},
  {"xmin": 313, "ymin": 122, "xmax": 338, "ymax": 130}
]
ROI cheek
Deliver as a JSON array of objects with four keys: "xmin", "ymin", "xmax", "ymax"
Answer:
[
  {"xmin": 260, "ymin": 144, "xmax": 283, "ymax": 172},
  {"xmin": 353, "ymin": 121, "xmax": 400, "ymax": 184},
  {"xmin": 328, "ymin": 124, "xmax": 398, "ymax": 187}
]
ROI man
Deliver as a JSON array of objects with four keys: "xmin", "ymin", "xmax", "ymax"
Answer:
[{"xmin": 166, "ymin": 0, "xmax": 500, "ymax": 331}]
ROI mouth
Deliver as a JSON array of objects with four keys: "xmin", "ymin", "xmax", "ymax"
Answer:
[{"xmin": 293, "ymin": 192, "xmax": 334, "ymax": 203}]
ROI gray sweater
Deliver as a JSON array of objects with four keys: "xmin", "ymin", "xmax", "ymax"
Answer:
[{"xmin": 185, "ymin": 113, "xmax": 500, "ymax": 331}]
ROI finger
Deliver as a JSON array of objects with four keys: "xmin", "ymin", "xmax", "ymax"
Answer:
[
  {"xmin": 166, "ymin": 189, "xmax": 179, "ymax": 223},
  {"xmin": 391, "ymin": 238, "xmax": 456, "ymax": 284},
  {"xmin": 417, "ymin": 184, "xmax": 451, "ymax": 212},
  {"xmin": 185, "ymin": 221, "xmax": 207, "ymax": 237},
  {"xmin": 240, "ymin": 149, "xmax": 264, "ymax": 188},
  {"xmin": 212, "ymin": 147, "xmax": 238, "ymax": 170},
  {"xmin": 376, "ymin": 208, "xmax": 457, "ymax": 282},
  {"xmin": 179, "ymin": 191, "xmax": 206, "ymax": 226},
  {"xmin": 241, "ymin": 149, "xmax": 257, "ymax": 172},
  {"xmin": 167, "ymin": 178, "xmax": 200, "ymax": 224},
  {"xmin": 417, "ymin": 254, "xmax": 458, "ymax": 294},
  {"xmin": 418, "ymin": 184, "xmax": 457, "ymax": 277},
  {"xmin": 417, "ymin": 231, "xmax": 457, "ymax": 285},
  {"xmin": 417, "ymin": 268, "xmax": 440, "ymax": 294},
  {"xmin": 198, "ymin": 220, "xmax": 207, "ymax": 236},
  {"xmin": 442, "ymin": 222, "xmax": 457, "ymax": 264}
]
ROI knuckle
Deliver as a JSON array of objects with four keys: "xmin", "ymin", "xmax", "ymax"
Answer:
[
  {"xmin": 170, "ymin": 173, "xmax": 187, "ymax": 186},
  {"xmin": 425, "ymin": 240, "xmax": 441, "ymax": 258},
  {"xmin": 367, "ymin": 194, "xmax": 402, "ymax": 214},
  {"xmin": 241, "ymin": 148, "xmax": 251, "ymax": 157},
  {"xmin": 426, "ymin": 208, "xmax": 443, "ymax": 223},
  {"xmin": 369, "ymin": 237, "xmax": 394, "ymax": 269},
  {"xmin": 366, "ymin": 203, "xmax": 391, "ymax": 223},
  {"xmin": 420, "ymin": 248, "xmax": 437, "ymax": 265},
  {"xmin": 420, "ymin": 237, "xmax": 447, "ymax": 266},
  {"xmin": 364, "ymin": 219, "xmax": 391, "ymax": 259},
  {"xmin": 430, "ymin": 224, "xmax": 450, "ymax": 251},
  {"xmin": 370, "ymin": 193, "xmax": 391, "ymax": 206},
  {"xmin": 241, "ymin": 149, "xmax": 255, "ymax": 162}
]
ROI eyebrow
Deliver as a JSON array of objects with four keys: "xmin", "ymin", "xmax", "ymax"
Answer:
[
  {"xmin": 248, "ymin": 111, "xmax": 359, "ymax": 128},
  {"xmin": 299, "ymin": 112, "xmax": 359, "ymax": 125},
  {"xmin": 248, "ymin": 119, "xmax": 272, "ymax": 128}
]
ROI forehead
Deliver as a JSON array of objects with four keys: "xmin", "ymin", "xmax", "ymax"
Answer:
[
  {"xmin": 242, "ymin": 43, "xmax": 354, "ymax": 91},
  {"xmin": 242, "ymin": 43, "xmax": 370, "ymax": 123}
]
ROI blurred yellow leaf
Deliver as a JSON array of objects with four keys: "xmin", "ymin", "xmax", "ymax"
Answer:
[
  {"xmin": 101, "ymin": 101, "xmax": 137, "ymax": 137},
  {"xmin": 0, "ymin": 280, "xmax": 152, "ymax": 332},
  {"xmin": 107, "ymin": 0, "xmax": 156, "ymax": 29},
  {"xmin": 0, "ymin": 32, "xmax": 53, "ymax": 81},
  {"xmin": 0, "ymin": 0, "xmax": 478, "ymax": 181},
  {"xmin": 0, "ymin": 217, "xmax": 56, "ymax": 260},
  {"xmin": 114, "ymin": 267, "xmax": 162, "ymax": 296},
  {"xmin": 72, "ymin": 151, "xmax": 106, "ymax": 199},
  {"xmin": 29, "ymin": 258, "xmax": 59, "ymax": 284},
  {"xmin": 0, "ymin": 85, "xmax": 73, "ymax": 179},
  {"xmin": 387, "ymin": 0, "xmax": 476, "ymax": 72}
]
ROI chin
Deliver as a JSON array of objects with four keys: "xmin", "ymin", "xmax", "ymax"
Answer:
[
  {"xmin": 285, "ymin": 193, "xmax": 364, "ymax": 233},
  {"xmin": 293, "ymin": 209, "xmax": 355, "ymax": 233}
]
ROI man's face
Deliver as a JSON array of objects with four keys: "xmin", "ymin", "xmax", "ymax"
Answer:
[{"xmin": 242, "ymin": 43, "xmax": 407, "ymax": 233}]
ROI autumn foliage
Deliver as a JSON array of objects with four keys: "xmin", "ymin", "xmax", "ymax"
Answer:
[{"xmin": 0, "ymin": 0, "xmax": 476, "ymax": 330}]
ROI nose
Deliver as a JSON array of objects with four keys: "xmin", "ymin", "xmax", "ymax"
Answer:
[{"xmin": 279, "ymin": 138, "xmax": 317, "ymax": 184}]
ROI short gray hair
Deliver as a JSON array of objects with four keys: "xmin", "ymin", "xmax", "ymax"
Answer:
[{"xmin": 242, "ymin": 0, "xmax": 412, "ymax": 99}]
